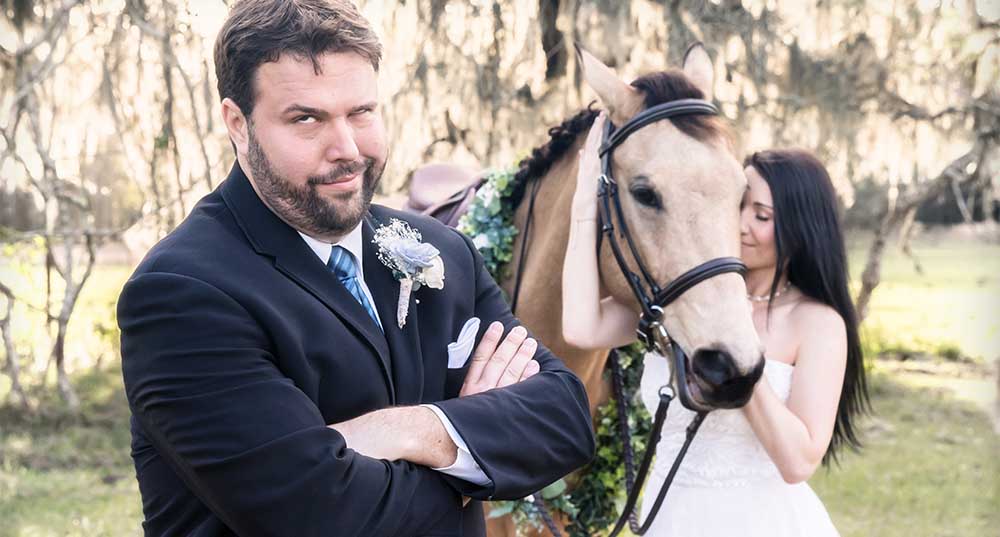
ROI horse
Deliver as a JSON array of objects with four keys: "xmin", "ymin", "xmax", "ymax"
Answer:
[{"xmin": 409, "ymin": 44, "xmax": 765, "ymax": 537}]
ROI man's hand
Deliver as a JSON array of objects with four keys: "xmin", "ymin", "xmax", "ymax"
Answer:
[
  {"xmin": 329, "ymin": 322, "xmax": 540, "ymax": 470},
  {"xmin": 329, "ymin": 406, "xmax": 457, "ymax": 467},
  {"xmin": 460, "ymin": 321, "xmax": 540, "ymax": 397}
]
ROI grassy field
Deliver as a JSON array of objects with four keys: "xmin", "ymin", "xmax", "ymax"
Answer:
[
  {"xmin": 0, "ymin": 368, "xmax": 141, "ymax": 537},
  {"xmin": 0, "ymin": 230, "xmax": 998, "ymax": 536},
  {"xmin": 812, "ymin": 364, "xmax": 998, "ymax": 537},
  {"xmin": 847, "ymin": 229, "xmax": 1000, "ymax": 363}
]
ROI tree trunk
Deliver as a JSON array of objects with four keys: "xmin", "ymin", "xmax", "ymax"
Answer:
[
  {"xmin": 52, "ymin": 321, "xmax": 79, "ymax": 410},
  {"xmin": 898, "ymin": 205, "xmax": 923, "ymax": 275},
  {"xmin": 855, "ymin": 143, "xmax": 984, "ymax": 321},
  {"xmin": 950, "ymin": 173, "xmax": 974, "ymax": 222},
  {"xmin": 48, "ymin": 232, "xmax": 98, "ymax": 411},
  {"xmin": 0, "ymin": 282, "xmax": 29, "ymax": 409}
]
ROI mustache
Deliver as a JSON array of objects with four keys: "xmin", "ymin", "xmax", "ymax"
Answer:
[{"xmin": 308, "ymin": 159, "xmax": 371, "ymax": 185}]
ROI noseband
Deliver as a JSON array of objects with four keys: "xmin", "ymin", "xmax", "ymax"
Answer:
[
  {"xmin": 597, "ymin": 99, "xmax": 747, "ymax": 536},
  {"xmin": 597, "ymin": 98, "xmax": 747, "ymax": 383}
]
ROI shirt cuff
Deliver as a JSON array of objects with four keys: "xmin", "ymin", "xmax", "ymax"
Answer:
[{"xmin": 421, "ymin": 404, "xmax": 492, "ymax": 487}]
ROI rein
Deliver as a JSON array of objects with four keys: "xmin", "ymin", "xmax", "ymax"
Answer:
[
  {"xmin": 507, "ymin": 98, "xmax": 748, "ymax": 536},
  {"xmin": 596, "ymin": 98, "xmax": 746, "ymax": 536}
]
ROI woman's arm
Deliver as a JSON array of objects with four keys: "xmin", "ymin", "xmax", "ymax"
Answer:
[
  {"xmin": 741, "ymin": 303, "xmax": 847, "ymax": 483},
  {"xmin": 561, "ymin": 113, "xmax": 638, "ymax": 350}
]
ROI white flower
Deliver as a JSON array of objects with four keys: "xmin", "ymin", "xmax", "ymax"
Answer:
[
  {"xmin": 477, "ymin": 182, "xmax": 497, "ymax": 205},
  {"xmin": 473, "ymin": 233, "xmax": 492, "ymax": 250},
  {"xmin": 422, "ymin": 256, "xmax": 445, "ymax": 289},
  {"xmin": 372, "ymin": 218, "xmax": 446, "ymax": 327}
]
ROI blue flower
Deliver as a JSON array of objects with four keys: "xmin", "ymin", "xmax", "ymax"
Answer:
[{"xmin": 392, "ymin": 240, "xmax": 440, "ymax": 273}]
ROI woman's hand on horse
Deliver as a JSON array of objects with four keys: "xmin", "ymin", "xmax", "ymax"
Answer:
[{"xmin": 573, "ymin": 112, "xmax": 606, "ymax": 220}]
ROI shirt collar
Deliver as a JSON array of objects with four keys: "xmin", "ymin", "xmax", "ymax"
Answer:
[{"xmin": 298, "ymin": 222, "xmax": 365, "ymax": 271}]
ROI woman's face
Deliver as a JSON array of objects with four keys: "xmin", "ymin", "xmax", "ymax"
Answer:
[{"xmin": 740, "ymin": 165, "xmax": 777, "ymax": 271}]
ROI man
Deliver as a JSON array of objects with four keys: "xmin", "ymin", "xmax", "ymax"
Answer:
[{"xmin": 117, "ymin": 1, "xmax": 595, "ymax": 535}]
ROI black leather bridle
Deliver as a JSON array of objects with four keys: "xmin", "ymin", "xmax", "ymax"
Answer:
[{"xmin": 597, "ymin": 98, "xmax": 748, "ymax": 536}]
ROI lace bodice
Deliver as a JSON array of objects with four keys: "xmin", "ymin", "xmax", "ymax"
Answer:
[{"xmin": 639, "ymin": 353, "xmax": 794, "ymax": 488}]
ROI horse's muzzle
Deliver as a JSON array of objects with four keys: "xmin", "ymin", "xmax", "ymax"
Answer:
[{"xmin": 689, "ymin": 349, "xmax": 766, "ymax": 409}]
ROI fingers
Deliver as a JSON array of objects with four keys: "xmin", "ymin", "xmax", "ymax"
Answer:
[
  {"xmin": 584, "ymin": 112, "xmax": 606, "ymax": 152},
  {"xmin": 461, "ymin": 323, "xmax": 542, "ymax": 396},
  {"xmin": 464, "ymin": 321, "xmax": 503, "ymax": 386},
  {"xmin": 496, "ymin": 337, "xmax": 538, "ymax": 388},
  {"xmin": 520, "ymin": 358, "xmax": 540, "ymax": 381},
  {"xmin": 475, "ymin": 325, "xmax": 528, "ymax": 389},
  {"xmin": 576, "ymin": 112, "xmax": 607, "ymax": 187}
]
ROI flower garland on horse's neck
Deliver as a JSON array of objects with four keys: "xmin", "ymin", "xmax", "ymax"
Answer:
[{"xmin": 458, "ymin": 168, "xmax": 651, "ymax": 537}]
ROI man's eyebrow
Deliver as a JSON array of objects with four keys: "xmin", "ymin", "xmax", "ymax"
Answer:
[
  {"xmin": 351, "ymin": 101, "xmax": 378, "ymax": 112},
  {"xmin": 282, "ymin": 104, "xmax": 328, "ymax": 117}
]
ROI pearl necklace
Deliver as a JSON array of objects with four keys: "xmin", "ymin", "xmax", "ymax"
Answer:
[{"xmin": 748, "ymin": 281, "xmax": 791, "ymax": 303}]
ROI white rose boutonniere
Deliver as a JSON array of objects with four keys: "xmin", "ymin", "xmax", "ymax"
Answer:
[{"xmin": 372, "ymin": 218, "xmax": 445, "ymax": 328}]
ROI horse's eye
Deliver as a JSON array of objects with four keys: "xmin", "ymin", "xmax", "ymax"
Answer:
[{"xmin": 629, "ymin": 184, "xmax": 662, "ymax": 210}]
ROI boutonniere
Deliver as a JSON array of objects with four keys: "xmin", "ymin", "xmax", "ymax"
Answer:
[{"xmin": 372, "ymin": 218, "xmax": 445, "ymax": 328}]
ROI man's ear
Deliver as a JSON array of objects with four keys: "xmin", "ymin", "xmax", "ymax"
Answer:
[{"xmin": 221, "ymin": 97, "xmax": 250, "ymax": 156}]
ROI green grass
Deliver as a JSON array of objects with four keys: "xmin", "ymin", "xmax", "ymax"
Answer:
[
  {"xmin": 5, "ymin": 362, "xmax": 993, "ymax": 537},
  {"xmin": 810, "ymin": 366, "xmax": 999, "ymax": 537},
  {"xmin": 0, "ymin": 366, "xmax": 142, "ymax": 537},
  {"xmin": 848, "ymin": 236, "xmax": 1000, "ymax": 363}
]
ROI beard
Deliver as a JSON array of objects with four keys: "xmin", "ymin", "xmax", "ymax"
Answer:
[{"xmin": 246, "ymin": 126, "xmax": 384, "ymax": 238}]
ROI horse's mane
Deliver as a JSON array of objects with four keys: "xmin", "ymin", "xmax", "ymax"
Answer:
[{"xmin": 508, "ymin": 69, "xmax": 731, "ymax": 209}]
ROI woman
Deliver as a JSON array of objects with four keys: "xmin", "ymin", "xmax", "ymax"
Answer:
[{"xmin": 562, "ymin": 114, "xmax": 868, "ymax": 536}]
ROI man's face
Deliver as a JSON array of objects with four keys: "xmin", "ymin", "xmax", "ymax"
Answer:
[{"xmin": 239, "ymin": 52, "xmax": 387, "ymax": 239}]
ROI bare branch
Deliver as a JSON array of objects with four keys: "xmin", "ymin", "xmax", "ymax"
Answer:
[
  {"xmin": 0, "ymin": 281, "xmax": 30, "ymax": 409},
  {"xmin": 174, "ymin": 50, "xmax": 215, "ymax": 191},
  {"xmin": 856, "ymin": 142, "xmax": 987, "ymax": 319},
  {"xmin": 950, "ymin": 173, "xmax": 974, "ymax": 223},
  {"xmin": 12, "ymin": 0, "xmax": 82, "ymax": 60},
  {"xmin": 897, "ymin": 206, "xmax": 924, "ymax": 275},
  {"xmin": 4, "ymin": 228, "xmax": 124, "ymax": 242},
  {"xmin": 125, "ymin": 0, "xmax": 168, "ymax": 40}
]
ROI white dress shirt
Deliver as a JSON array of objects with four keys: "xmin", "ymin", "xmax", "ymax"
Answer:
[{"xmin": 298, "ymin": 225, "xmax": 491, "ymax": 486}]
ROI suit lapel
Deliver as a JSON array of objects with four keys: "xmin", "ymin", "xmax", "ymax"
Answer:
[
  {"xmin": 219, "ymin": 163, "xmax": 395, "ymax": 403},
  {"xmin": 363, "ymin": 213, "xmax": 425, "ymax": 404}
]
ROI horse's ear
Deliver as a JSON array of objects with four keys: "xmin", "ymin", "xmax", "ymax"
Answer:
[
  {"xmin": 575, "ymin": 44, "xmax": 641, "ymax": 125},
  {"xmin": 682, "ymin": 42, "xmax": 715, "ymax": 101}
]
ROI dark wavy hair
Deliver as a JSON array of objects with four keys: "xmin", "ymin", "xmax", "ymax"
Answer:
[
  {"xmin": 214, "ymin": 0, "xmax": 382, "ymax": 118},
  {"xmin": 744, "ymin": 149, "xmax": 870, "ymax": 465}
]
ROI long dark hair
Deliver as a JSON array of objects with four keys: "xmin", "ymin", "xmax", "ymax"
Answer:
[{"xmin": 745, "ymin": 149, "xmax": 870, "ymax": 465}]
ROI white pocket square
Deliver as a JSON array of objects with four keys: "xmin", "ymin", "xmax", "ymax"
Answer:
[{"xmin": 447, "ymin": 317, "xmax": 480, "ymax": 369}]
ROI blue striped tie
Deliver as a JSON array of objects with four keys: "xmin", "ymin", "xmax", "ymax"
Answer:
[{"xmin": 328, "ymin": 246, "xmax": 382, "ymax": 331}]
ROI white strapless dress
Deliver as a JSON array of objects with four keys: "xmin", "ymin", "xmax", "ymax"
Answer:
[{"xmin": 637, "ymin": 353, "xmax": 840, "ymax": 536}]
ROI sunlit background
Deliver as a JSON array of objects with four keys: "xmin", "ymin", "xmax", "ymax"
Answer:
[{"xmin": 1, "ymin": 0, "xmax": 998, "ymax": 535}]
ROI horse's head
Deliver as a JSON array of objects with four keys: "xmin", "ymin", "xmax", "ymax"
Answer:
[{"xmin": 578, "ymin": 45, "xmax": 765, "ymax": 410}]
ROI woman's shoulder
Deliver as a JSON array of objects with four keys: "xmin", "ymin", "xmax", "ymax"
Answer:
[{"xmin": 790, "ymin": 294, "xmax": 846, "ymax": 341}]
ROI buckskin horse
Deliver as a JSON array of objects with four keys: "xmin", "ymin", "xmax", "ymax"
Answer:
[{"xmin": 409, "ymin": 45, "xmax": 765, "ymax": 537}]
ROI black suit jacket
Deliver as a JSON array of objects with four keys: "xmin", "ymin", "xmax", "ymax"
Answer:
[{"xmin": 118, "ymin": 163, "xmax": 595, "ymax": 537}]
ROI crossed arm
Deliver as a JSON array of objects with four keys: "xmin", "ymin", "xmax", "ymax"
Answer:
[
  {"xmin": 119, "ymin": 241, "xmax": 593, "ymax": 536},
  {"xmin": 326, "ymin": 229, "xmax": 598, "ymax": 500},
  {"xmin": 329, "ymin": 321, "xmax": 541, "ymax": 468}
]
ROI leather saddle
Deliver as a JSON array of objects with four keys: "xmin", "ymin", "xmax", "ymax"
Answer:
[{"xmin": 404, "ymin": 163, "xmax": 486, "ymax": 228}]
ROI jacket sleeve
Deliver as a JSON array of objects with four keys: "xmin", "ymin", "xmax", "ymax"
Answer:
[
  {"xmin": 432, "ymin": 231, "xmax": 596, "ymax": 500},
  {"xmin": 119, "ymin": 271, "xmax": 461, "ymax": 537}
]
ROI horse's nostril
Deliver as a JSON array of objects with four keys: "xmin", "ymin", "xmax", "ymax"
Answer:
[{"xmin": 691, "ymin": 348, "xmax": 738, "ymax": 387}]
